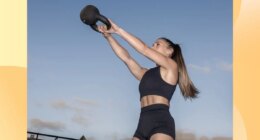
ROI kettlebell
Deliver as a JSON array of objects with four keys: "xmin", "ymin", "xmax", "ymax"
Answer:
[{"xmin": 80, "ymin": 5, "xmax": 111, "ymax": 32}]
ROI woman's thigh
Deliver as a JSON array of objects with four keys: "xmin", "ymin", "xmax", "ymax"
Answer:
[
  {"xmin": 150, "ymin": 133, "xmax": 174, "ymax": 140},
  {"xmin": 132, "ymin": 136, "xmax": 141, "ymax": 140}
]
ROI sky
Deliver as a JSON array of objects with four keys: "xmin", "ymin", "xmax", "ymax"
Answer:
[{"xmin": 28, "ymin": 0, "xmax": 232, "ymax": 140}]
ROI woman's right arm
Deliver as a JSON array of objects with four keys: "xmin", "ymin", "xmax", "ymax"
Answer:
[
  {"xmin": 102, "ymin": 19, "xmax": 176, "ymax": 70},
  {"xmin": 102, "ymin": 31, "xmax": 147, "ymax": 80}
]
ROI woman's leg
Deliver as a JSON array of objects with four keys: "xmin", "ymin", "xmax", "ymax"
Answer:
[
  {"xmin": 132, "ymin": 136, "xmax": 141, "ymax": 140},
  {"xmin": 150, "ymin": 133, "xmax": 174, "ymax": 140}
]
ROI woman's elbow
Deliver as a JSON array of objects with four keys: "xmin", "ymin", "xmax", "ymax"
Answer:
[
  {"xmin": 141, "ymin": 45, "xmax": 150, "ymax": 56},
  {"xmin": 122, "ymin": 55, "xmax": 132, "ymax": 63}
]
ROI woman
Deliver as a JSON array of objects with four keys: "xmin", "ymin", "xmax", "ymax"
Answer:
[{"xmin": 98, "ymin": 19, "xmax": 199, "ymax": 140}]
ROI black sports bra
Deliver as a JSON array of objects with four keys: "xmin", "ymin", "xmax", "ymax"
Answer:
[{"xmin": 139, "ymin": 66, "xmax": 177, "ymax": 101}]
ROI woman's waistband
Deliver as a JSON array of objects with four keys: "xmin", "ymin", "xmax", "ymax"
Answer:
[{"xmin": 141, "ymin": 103, "xmax": 169, "ymax": 113}]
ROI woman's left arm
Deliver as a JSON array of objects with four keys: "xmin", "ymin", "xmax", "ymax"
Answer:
[{"xmin": 108, "ymin": 20, "xmax": 175, "ymax": 69}]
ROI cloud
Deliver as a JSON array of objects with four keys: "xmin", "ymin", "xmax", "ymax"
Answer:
[
  {"xmin": 30, "ymin": 118, "xmax": 66, "ymax": 131},
  {"xmin": 75, "ymin": 98, "xmax": 99, "ymax": 106},
  {"xmin": 188, "ymin": 64, "xmax": 211, "ymax": 73},
  {"xmin": 84, "ymin": 137, "xmax": 97, "ymax": 140},
  {"xmin": 71, "ymin": 114, "xmax": 90, "ymax": 127},
  {"xmin": 175, "ymin": 130, "xmax": 232, "ymax": 140},
  {"xmin": 50, "ymin": 100, "xmax": 84, "ymax": 112},
  {"xmin": 120, "ymin": 137, "xmax": 132, "ymax": 140},
  {"xmin": 188, "ymin": 61, "xmax": 232, "ymax": 74},
  {"xmin": 51, "ymin": 100, "xmax": 71, "ymax": 109},
  {"xmin": 50, "ymin": 99, "xmax": 98, "ymax": 127},
  {"xmin": 50, "ymin": 99, "xmax": 99, "ymax": 112},
  {"xmin": 217, "ymin": 62, "xmax": 232, "ymax": 72}
]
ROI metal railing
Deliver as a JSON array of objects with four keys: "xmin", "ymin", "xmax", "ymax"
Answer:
[{"xmin": 27, "ymin": 131, "xmax": 86, "ymax": 140}]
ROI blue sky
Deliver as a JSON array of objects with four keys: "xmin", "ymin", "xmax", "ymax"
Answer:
[{"xmin": 28, "ymin": 0, "xmax": 232, "ymax": 139}]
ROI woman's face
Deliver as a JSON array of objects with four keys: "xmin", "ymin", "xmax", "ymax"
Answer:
[{"xmin": 151, "ymin": 39, "xmax": 173, "ymax": 57}]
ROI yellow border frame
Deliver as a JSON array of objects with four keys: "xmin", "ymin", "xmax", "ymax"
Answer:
[
  {"xmin": 1, "ymin": 0, "xmax": 260, "ymax": 139},
  {"xmin": 234, "ymin": 0, "xmax": 260, "ymax": 139},
  {"xmin": 0, "ymin": 0, "xmax": 27, "ymax": 139}
]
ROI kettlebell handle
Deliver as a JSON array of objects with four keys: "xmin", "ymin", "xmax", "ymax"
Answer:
[{"xmin": 90, "ymin": 14, "xmax": 111, "ymax": 33}]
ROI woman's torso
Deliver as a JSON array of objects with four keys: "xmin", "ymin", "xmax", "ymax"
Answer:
[
  {"xmin": 141, "ymin": 95, "xmax": 170, "ymax": 107},
  {"xmin": 139, "ymin": 66, "xmax": 178, "ymax": 108}
]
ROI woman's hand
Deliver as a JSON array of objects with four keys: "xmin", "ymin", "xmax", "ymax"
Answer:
[
  {"xmin": 98, "ymin": 19, "xmax": 121, "ymax": 38},
  {"xmin": 106, "ymin": 19, "xmax": 121, "ymax": 34},
  {"xmin": 98, "ymin": 25, "xmax": 111, "ymax": 38},
  {"xmin": 98, "ymin": 19, "xmax": 121, "ymax": 34}
]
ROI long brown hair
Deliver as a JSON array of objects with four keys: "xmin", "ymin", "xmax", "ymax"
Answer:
[{"xmin": 160, "ymin": 37, "xmax": 199, "ymax": 100}]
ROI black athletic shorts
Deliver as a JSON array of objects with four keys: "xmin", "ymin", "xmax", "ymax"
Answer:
[{"xmin": 133, "ymin": 104, "xmax": 175, "ymax": 140}]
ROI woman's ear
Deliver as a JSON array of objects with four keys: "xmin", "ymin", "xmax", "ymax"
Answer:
[{"xmin": 168, "ymin": 48, "xmax": 174, "ymax": 57}]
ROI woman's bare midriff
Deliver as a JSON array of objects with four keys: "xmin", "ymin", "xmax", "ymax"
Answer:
[{"xmin": 141, "ymin": 95, "xmax": 170, "ymax": 108}]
